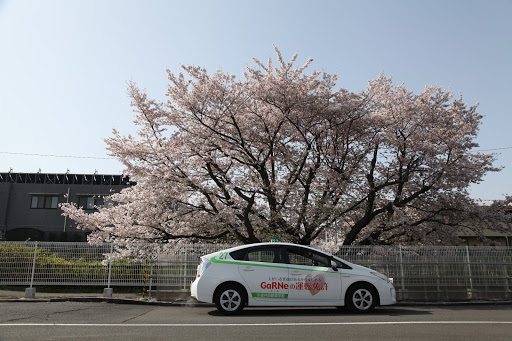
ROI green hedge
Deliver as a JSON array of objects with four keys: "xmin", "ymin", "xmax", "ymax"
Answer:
[{"xmin": 0, "ymin": 243, "xmax": 145, "ymax": 284}]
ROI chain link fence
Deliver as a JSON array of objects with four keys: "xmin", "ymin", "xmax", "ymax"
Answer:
[{"xmin": 1, "ymin": 241, "xmax": 511, "ymax": 302}]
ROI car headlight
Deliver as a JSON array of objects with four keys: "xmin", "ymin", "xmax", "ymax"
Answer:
[{"xmin": 370, "ymin": 271, "xmax": 391, "ymax": 283}]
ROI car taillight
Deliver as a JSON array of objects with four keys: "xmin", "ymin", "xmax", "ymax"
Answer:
[{"xmin": 196, "ymin": 257, "xmax": 211, "ymax": 277}]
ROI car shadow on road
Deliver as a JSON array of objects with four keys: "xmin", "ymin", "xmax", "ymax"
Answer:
[{"xmin": 207, "ymin": 306, "xmax": 431, "ymax": 317}]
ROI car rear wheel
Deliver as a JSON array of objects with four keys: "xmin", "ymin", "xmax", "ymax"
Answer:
[
  {"xmin": 346, "ymin": 284, "xmax": 377, "ymax": 313},
  {"xmin": 214, "ymin": 284, "xmax": 246, "ymax": 315}
]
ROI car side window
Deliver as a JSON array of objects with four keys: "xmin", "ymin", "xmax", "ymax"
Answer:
[
  {"xmin": 229, "ymin": 249, "xmax": 247, "ymax": 261},
  {"xmin": 286, "ymin": 247, "xmax": 331, "ymax": 267},
  {"xmin": 244, "ymin": 247, "xmax": 285, "ymax": 264},
  {"xmin": 332, "ymin": 258, "xmax": 352, "ymax": 269}
]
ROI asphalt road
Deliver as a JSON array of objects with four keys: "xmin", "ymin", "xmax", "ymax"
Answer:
[{"xmin": 1, "ymin": 302, "xmax": 512, "ymax": 341}]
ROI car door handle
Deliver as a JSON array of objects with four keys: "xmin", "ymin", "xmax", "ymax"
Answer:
[
  {"xmin": 242, "ymin": 267, "xmax": 255, "ymax": 271},
  {"xmin": 290, "ymin": 271, "xmax": 301, "ymax": 276}
]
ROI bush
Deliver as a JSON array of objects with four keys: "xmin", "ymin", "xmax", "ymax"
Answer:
[{"xmin": 0, "ymin": 243, "xmax": 144, "ymax": 285}]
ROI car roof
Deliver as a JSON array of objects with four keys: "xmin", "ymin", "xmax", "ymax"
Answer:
[
  {"xmin": 209, "ymin": 242, "xmax": 329, "ymax": 255},
  {"xmin": 202, "ymin": 242, "xmax": 364, "ymax": 270}
]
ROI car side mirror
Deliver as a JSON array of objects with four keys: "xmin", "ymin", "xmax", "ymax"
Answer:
[{"xmin": 331, "ymin": 259, "xmax": 338, "ymax": 271}]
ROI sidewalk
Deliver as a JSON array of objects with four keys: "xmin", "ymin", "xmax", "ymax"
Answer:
[{"xmin": 0, "ymin": 288, "xmax": 199, "ymax": 305}]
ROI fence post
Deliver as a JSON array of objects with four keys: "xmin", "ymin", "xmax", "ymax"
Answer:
[
  {"xmin": 435, "ymin": 259, "xmax": 441, "ymax": 301},
  {"xmin": 24, "ymin": 241, "xmax": 38, "ymax": 298},
  {"xmin": 148, "ymin": 261, "xmax": 154, "ymax": 300},
  {"xmin": 504, "ymin": 261, "xmax": 510, "ymax": 300},
  {"xmin": 103, "ymin": 243, "xmax": 114, "ymax": 298},
  {"xmin": 399, "ymin": 245, "xmax": 406, "ymax": 299},
  {"xmin": 466, "ymin": 246, "xmax": 473, "ymax": 299},
  {"xmin": 183, "ymin": 246, "xmax": 188, "ymax": 290},
  {"xmin": 142, "ymin": 258, "xmax": 149, "ymax": 299}
]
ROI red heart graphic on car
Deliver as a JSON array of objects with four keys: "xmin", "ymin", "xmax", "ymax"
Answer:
[{"xmin": 305, "ymin": 274, "xmax": 326, "ymax": 296}]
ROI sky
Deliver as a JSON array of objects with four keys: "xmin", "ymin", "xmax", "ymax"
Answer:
[{"xmin": 0, "ymin": 0, "xmax": 511, "ymax": 200}]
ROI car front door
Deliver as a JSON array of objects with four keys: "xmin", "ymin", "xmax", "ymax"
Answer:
[
  {"xmin": 237, "ymin": 246, "xmax": 289, "ymax": 302},
  {"xmin": 285, "ymin": 246, "xmax": 342, "ymax": 302}
]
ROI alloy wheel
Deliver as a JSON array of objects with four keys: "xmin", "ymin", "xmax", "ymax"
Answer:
[
  {"xmin": 219, "ymin": 289, "xmax": 242, "ymax": 312},
  {"xmin": 352, "ymin": 288, "xmax": 373, "ymax": 310}
]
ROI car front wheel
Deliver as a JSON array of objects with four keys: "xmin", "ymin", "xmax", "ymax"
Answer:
[
  {"xmin": 346, "ymin": 284, "xmax": 377, "ymax": 313},
  {"xmin": 214, "ymin": 284, "xmax": 246, "ymax": 315}
]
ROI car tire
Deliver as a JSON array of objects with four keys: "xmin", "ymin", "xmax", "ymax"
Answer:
[
  {"xmin": 214, "ymin": 284, "xmax": 246, "ymax": 315},
  {"xmin": 346, "ymin": 284, "xmax": 377, "ymax": 313}
]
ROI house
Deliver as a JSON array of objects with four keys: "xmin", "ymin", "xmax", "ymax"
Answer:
[
  {"xmin": 0, "ymin": 172, "xmax": 132, "ymax": 241},
  {"xmin": 456, "ymin": 200, "xmax": 512, "ymax": 247}
]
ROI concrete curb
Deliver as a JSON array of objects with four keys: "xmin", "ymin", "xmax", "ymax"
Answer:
[
  {"xmin": 394, "ymin": 300, "xmax": 512, "ymax": 307},
  {"xmin": 1, "ymin": 295, "xmax": 511, "ymax": 307},
  {"xmin": 0, "ymin": 296, "xmax": 210, "ymax": 306}
]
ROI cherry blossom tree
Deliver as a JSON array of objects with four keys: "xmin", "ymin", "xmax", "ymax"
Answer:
[{"xmin": 61, "ymin": 47, "xmax": 506, "ymax": 245}]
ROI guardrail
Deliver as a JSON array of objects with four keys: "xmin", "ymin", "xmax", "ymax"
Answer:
[{"xmin": 1, "ymin": 242, "xmax": 510, "ymax": 301}]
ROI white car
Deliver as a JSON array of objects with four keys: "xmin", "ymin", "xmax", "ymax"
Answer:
[{"xmin": 191, "ymin": 242, "xmax": 396, "ymax": 314}]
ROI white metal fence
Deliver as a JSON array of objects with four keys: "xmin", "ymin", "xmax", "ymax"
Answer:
[
  {"xmin": 1, "ymin": 242, "xmax": 511, "ymax": 302},
  {"xmin": 330, "ymin": 245, "xmax": 512, "ymax": 301}
]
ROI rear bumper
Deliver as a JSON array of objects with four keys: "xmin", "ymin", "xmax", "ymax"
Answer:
[
  {"xmin": 190, "ymin": 277, "xmax": 217, "ymax": 303},
  {"xmin": 190, "ymin": 278, "xmax": 199, "ymax": 300}
]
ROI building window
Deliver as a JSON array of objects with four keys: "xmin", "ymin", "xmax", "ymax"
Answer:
[
  {"xmin": 78, "ymin": 196, "xmax": 105, "ymax": 210},
  {"xmin": 31, "ymin": 195, "xmax": 59, "ymax": 209}
]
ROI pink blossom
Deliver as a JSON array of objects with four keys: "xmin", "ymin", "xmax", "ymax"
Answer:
[{"xmin": 61, "ymin": 48, "xmax": 507, "ymax": 246}]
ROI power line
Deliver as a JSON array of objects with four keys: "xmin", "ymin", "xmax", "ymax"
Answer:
[
  {"xmin": 1, "ymin": 146, "xmax": 511, "ymax": 160},
  {"xmin": 0, "ymin": 151, "xmax": 115, "ymax": 160},
  {"xmin": 472, "ymin": 147, "xmax": 512, "ymax": 152}
]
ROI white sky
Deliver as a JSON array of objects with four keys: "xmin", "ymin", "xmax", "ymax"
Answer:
[{"xmin": 0, "ymin": 0, "xmax": 511, "ymax": 200}]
